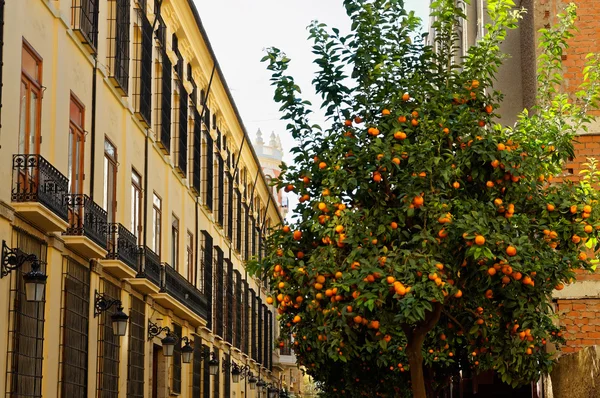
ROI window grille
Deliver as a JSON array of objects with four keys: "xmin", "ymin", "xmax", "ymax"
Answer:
[
  {"xmin": 263, "ymin": 304, "xmax": 269, "ymax": 368},
  {"xmin": 215, "ymin": 156, "xmax": 224, "ymax": 225},
  {"xmin": 234, "ymin": 270, "xmax": 242, "ymax": 349},
  {"xmin": 250, "ymin": 288, "xmax": 257, "ymax": 361},
  {"xmin": 97, "ymin": 280, "xmax": 121, "ymax": 398},
  {"xmin": 127, "ymin": 295, "xmax": 145, "ymax": 398},
  {"xmin": 6, "ymin": 228, "xmax": 47, "ymax": 398},
  {"xmin": 212, "ymin": 346, "xmax": 220, "ymax": 398},
  {"xmin": 155, "ymin": 25, "xmax": 171, "ymax": 153},
  {"xmin": 225, "ymin": 259, "xmax": 233, "ymax": 344},
  {"xmin": 213, "ymin": 247, "xmax": 224, "ymax": 337},
  {"xmin": 107, "ymin": 0, "xmax": 130, "ymax": 94},
  {"xmin": 268, "ymin": 311, "xmax": 273, "ymax": 370},
  {"xmin": 71, "ymin": 0, "xmax": 99, "ymax": 52},
  {"xmin": 257, "ymin": 297, "xmax": 263, "ymax": 365},
  {"xmin": 223, "ymin": 353, "xmax": 231, "ymax": 398},
  {"xmin": 280, "ymin": 334, "xmax": 292, "ymax": 356},
  {"xmin": 204, "ymin": 132, "xmax": 214, "ymax": 211},
  {"xmin": 172, "ymin": 323, "xmax": 182, "ymax": 394},
  {"xmin": 60, "ymin": 257, "xmax": 90, "ymax": 398},
  {"xmin": 202, "ymin": 345, "xmax": 211, "ymax": 398},
  {"xmin": 191, "ymin": 108, "xmax": 201, "ymax": 194},
  {"xmin": 223, "ymin": 174, "xmax": 230, "ymax": 235},
  {"xmin": 192, "ymin": 336, "xmax": 203, "ymax": 398},
  {"xmin": 244, "ymin": 205, "xmax": 250, "ymax": 261},
  {"xmin": 251, "ymin": 218, "xmax": 257, "ymax": 258},
  {"xmin": 201, "ymin": 231, "xmax": 213, "ymax": 329},
  {"xmin": 174, "ymin": 73, "xmax": 188, "ymax": 177},
  {"xmin": 227, "ymin": 176, "xmax": 233, "ymax": 239},
  {"xmin": 132, "ymin": 11, "xmax": 152, "ymax": 125},
  {"xmin": 204, "ymin": 106, "xmax": 211, "ymax": 130},
  {"xmin": 234, "ymin": 189, "xmax": 241, "ymax": 253},
  {"xmin": 242, "ymin": 280, "xmax": 249, "ymax": 355}
]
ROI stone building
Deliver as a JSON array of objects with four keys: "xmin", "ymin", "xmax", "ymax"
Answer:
[
  {"xmin": 253, "ymin": 129, "xmax": 289, "ymax": 220},
  {"xmin": 0, "ymin": 0, "xmax": 285, "ymax": 397}
]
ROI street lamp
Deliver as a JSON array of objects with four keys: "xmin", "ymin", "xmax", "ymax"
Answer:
[
  {"xmin": 232, "ymin": 362, "xmax": 254, "ymax": 384},
  {"xmin": 94, "ymin": 291, "xmax": 129, "ymax": 336},
  {"xmin": 257, "ymin": 379, "xmax": 266, "ymax": 393},
  {"xmin": 249, "ymin": 374, "xmax": 258, "ymax": 390},
  {"xmin": 2, "ymin": 241, "xmax": 47, "ymax": 302},
  {"xmin": 147, "ymin": 320, "xmax": 185, "ymax": 358},
  {"xmin": 181, "ymin": 336, "xmax": 194, "ymax": 364},
  {"xmin": 268, "ymin": 386, "xmax": 279, "ymax": 398},
  {"xmin": 208, "ymin": 352, "xmax": 219, "ymax": 375}
]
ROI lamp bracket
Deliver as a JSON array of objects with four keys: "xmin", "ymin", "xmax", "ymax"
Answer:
[
  {"xmin": 1, "ymin": 240, "xmax": 40, "ymax": 278},
  {"xmin": 148, "ymin": 320, "xmax": 179, "ymax": 341},
  {"xmin": 94, "ymin": 290, "xmax": 124, "ymax": 317}
]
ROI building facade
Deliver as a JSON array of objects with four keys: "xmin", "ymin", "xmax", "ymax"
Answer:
[
  {"xmin": 0, "ymin": 0, "xmax": 283, "ymax": 397},
  {"xmin": 253, "ymin": 130, "xmax": 288, "ymax": 220}
]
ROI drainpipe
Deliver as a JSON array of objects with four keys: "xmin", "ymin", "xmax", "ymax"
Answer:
[{"xmin": 90, "ymin": 57, "xmax": 98, "ymax": 199}]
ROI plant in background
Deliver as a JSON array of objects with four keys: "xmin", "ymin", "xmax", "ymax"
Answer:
[{"xmin": 250, "ymin": 0, "xmax": 600, "ymax": 397}]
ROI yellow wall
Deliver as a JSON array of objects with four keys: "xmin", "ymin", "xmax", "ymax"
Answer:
[{"xmin": 0, "ymin": 0, "xmax": 284, "ymax": 397}]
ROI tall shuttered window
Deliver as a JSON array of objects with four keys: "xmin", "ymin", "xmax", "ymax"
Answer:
[
  {"xmin": 173, "ymin": 36, "xmax": 188, "ymax": 177},
  {"xmin": 60, "ymin": 257, "xmax": 90, "ymax": 398},
  {"xmin": 192, "ymin": 336, "xmax": 203, "ymax": 398},
  {"xmin": 172, "ymin": 323, "xmax": 182, "ymax": 394},
  {"xmin": 233, "ymin": 270, "xmax": 242, "ymax": 349},
  {"xmin": 191, "ymin": 107, "xmax": 202, "ymax": 194},
  {"xmin": 223, "ymin": 353, "xmax": 231, "ymax": 398},
  {"xmin": 202, "ymin": 231, "xmax": 213, "ymax": 328},
  {"xmin": 242, "ymin": 280, "xmax": 249, "ymax": 355},
  {"xmin": 263, "ymin": 304, "xmax": 269, "ymax": 368},
  {"xmin": 107, "ymin": 0, "xmax": 130, "ymax": 94},
  {"xmin": 6, "ymin": 229, "xmax": 47, "ymax": 398},
  {"xmin": 225, "ymin": 259, "xmax": 233, "ymax": 344},
  {"xmin": 127, "ymin": 295, "xmax": 145, "ymax": 398},
  {"xmin": 250, "ymin": 289, "xmax": 257, "ymax": 361},
  {"xmin": 212, "ymin": 346, "xmax": 220, "ymax": 398},
  {"xmin": 132, "ymin": 4, "xmax": 152, "ymax": 125},
  {"xmin": 257, "ymin": 297, "xmax": 263, "ymax": 365},
  {"xmin": 202, "ymin": 345, "xmax": 211, "ymax": 398},
  {"xmin": 213, "ymin": 247, "xmax": 224, "ymax": 337},
  {"xmin": 154, "ymin": 17, "xmax": 171, "ymax": 154},
  {"xmin": 203, "ymin": 132, "xmax": 214, "ymax": 211},
  {"xmin": 97, "ymin": 281, "xmax": 121, "ymax": 398}
]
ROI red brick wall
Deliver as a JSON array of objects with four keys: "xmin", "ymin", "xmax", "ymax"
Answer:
[
  {"xmin": 556, "ymin": 299, "xmax": 600, "ymax": 353},
  {"xmin": 564, "ymin": 134, "xmax": 600, "ymax": 184}
]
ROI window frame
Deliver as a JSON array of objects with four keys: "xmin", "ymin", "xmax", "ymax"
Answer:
[
  {"xmin": 131, "ymin": 169, "xmax": 143, "ymax": 244},
  {"xmin": 19, "ymin": 39, "xmax": 43, "ymax": 155},
  {"xmin": 104, "ymin": 138, "xmax": 118, "ymax": 225},
  {"xmin": 152, "ymin": 192, "xmax": 162, "ymax": 257},
  {"xmin": 171, "ymin": 214, "xmax": 179, "ymax": 269}
]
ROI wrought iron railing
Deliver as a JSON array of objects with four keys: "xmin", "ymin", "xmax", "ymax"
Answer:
[
  {"xmin": 71, "ymin": 0, "xmax": 99, "ymax": 52},
  {"xmin": 161, "ymin": 263, "xmax": 208, "ymax": 319},
  {"xmin": 64, "ymin": 194, "xmax": 108, "ymax": 250},
  {"xmin": 12, "ymin": 154, "xmax": 69, "ymax": 222},
  {"xmin": 138, "ymin": 246, "xmax": 162, "ymax": 287},
  {"xmin": 106, "ymin": 223, "xmax": 138, "ymax": 270}
]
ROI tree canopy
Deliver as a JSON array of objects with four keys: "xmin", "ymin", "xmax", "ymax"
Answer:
[{"xmin": 250, "ymin": 0, "xmax": 600, "ymax": 396}]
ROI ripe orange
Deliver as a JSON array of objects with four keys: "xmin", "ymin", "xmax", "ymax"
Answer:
[
  {"xmin": 319, "ymin": 162, "xmax": 327, "ymax": 169},
  {"xmin": 443, "ymin": 127, "xmax": 450, "ymax": 134},
  {"xmin": 335, "ymin": 225, "xmax": 344, "ymax": 233},
  {"xmin": 546, "ymin": 204, "xmax": 555, "ymax": 212},
  {"xmin": 335, "ymin": 271, "xmax": 343, "ymax": 279},
  {"xmin": 293, "ymin": 315, "xmax": 301, "ymax": 323},
  {"xmin": 475, "ymin": 235, "xmax": 486, "ymax": 246},
  {"xmin": 353, "ymin": 315, "xmax": 363, "ymax": 324},
  {"xmin": 570, "ymin": 205, "xmax": 578, "ymax": 214},
  {"xmin": 555, "ymin": 283, "xmax": 564, "ymax": 291},
  {"xmin": 485, "ymin": 105, "xmax": 493, "ymax": 114},
  {"xmin": 354, "ymin": 116, "xmax": 362, "ymax": 124},
  {"xmin": 486, "ymin": 181, "xmax": 495, "ymax": 188},
  {"xmin": 454, "ymin": 290, "xmax": 463, "ymax": 298},
  {"xmin": 369, "ymin": 320, "xmax": 380, "ymax": 329},
  {"xmin": 344, "ymin": 120, "xmax": 352, "ymax": 127},
  {"xmin": 453, "ymin": 182, "xmax": 460, "ymax": 189},
  {"xmin": 413, "ymin": 196, "xmax": 424, "ymax": 207},
  {"xmin": 394, "ymin": 131, "xmax": 407, "ymax": 140},
  {"xmin": 318, "ymin": 202, "xmax": 327, "ymax": 211},
  {"xmin": 585, "ymin": 225, "xmax": 593, "ymax": 234},
  {"xmin": 266, "ymin": 297, "xmax": 274, "ymax": 304},
  {"xmin": 506, "ymin": 246, "xmax": 517, "ymax": 256},
  {"xmin": 572, "ymin": 235, "xmax": 581, "ymax": 244},
  {"xmin": 497, "ymin": 143, "xmax": 506, "ymax": 151},
  {"xmin": 579, "ymin": 252, "xmax": 588, "ymax": 261},
  {"xmin": 387, "ymin": 276, "xmax": 396, "ymax": 284},
  {"xmin": 411, "ymin": 119, "xmax": 419, "ymax": 127},
  {"xmin": 293, "ymin": 230, "xmax": 302, "ymax": 240},
  {"xmin": 435, "ymin": 263, "xmax": 444, "ymax": 270},
  {"xmin": 373, "ymin": 173, "xmax": 382, "ymax": 183},
  {"xmin": 398, "ymin": 115, "xmax": 407, "ymax": 123},
  {"xmin": 488, "ymin": 268, "xmax": 497, "ymax": 276},
  {"xmin": 382, "ymin": 109, "xmax": 391, "ymax": 116},
  {"xmin": 584, "ymin": 205, "xmax": 592, "ymax": 213},
  {"xmin": 392, "ymin": 157, "xmax": 401, "ymax": 165},
  {"xmin": 282, "ymin": 225, "xmax": 290, "ymax": 233},
  {"xmin": 402, "ymin": 93, "xmax": 410, "ymax": 101}
]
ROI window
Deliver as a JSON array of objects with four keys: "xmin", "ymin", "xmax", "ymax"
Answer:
[
  {"xmin": 68, "ymin": 94, "xmax": 85, "ymax": 195},
  {"xmin": 103, "ymin": 139, "xmax": 118, "ymax": 224},
  {"xmin": 171, "ymin": 214, "xmax": 179, "ymax": 269},
  {"xmin": 203, "ymin": 132, "xmax": 214, "ymax": 210},
  {"xmin": 172, "ymin": 323, "xmax": 182, "ymax": 394},
  {"xmin": 200, "ymin": 231, "xmax": 212, "ymax": 296},
  {"xmin": 127, "ymin": 296, "xmax": 145, "ymax": 398},
  {"xmin": 97, "ymin": 280, "xmax": 121, "ymax": 398},
  {"xmin": 173, "ymin": 35, "xmax": 188, "ymax": 177},
  {"xmin": 187, "ymin": 231, "xmax": 194, "ymax": 284},
  {"xmin": 213, "ymin": 246, "xmax": 224, "ymax": 337},
  {"xmin": 131, "ymin": 170, "xmax": 142, "ymax": 244},
  {"xmin": 19, "ymin": 40, "xmax": 43, "ymax": 155},
  {"xmin": 152, "ymin": 193, "xmax": 161, "ymax": 256},
  {"xmin": 107, "ymin": 0, "xmax": 130, "ymax": 94},
  {"xmin": 192, "ymin": 336, "xmax": 203, "ymax": 398},
  {"xmin": 7, "ymin": 229, "xmax": 47, "ymax": 398},
  {"xmin": 132, "ymin": 4, "xmax": 152, "ymax": 125},
  {"xmin": 71, "ymin": 0, "xmax": 99, "ymax": 51},
  {"xmin": 155, "ymin": 19, "xmax": 172, "ymax": 154},
  {"xmin": 61, "ymin": 257, "xmax": 90, "ymax": 398},
  {"xmin": 191, "ymin": 107, "xmax": 202, "ymax": 194}
]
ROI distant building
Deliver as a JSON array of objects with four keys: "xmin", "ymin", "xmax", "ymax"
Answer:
[{"xmin": 254, "ymin": 129, "xmax": 289, "ymax": 219}]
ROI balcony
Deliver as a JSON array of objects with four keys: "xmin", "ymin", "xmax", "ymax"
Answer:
[
  {"xmin": 151, "ymin": 263, "xmax": 208, "ymax": 327},
  {"xmin": 63, "ymin": 194, "xmax": 108, "ymax": 259},
  {"xmin": 128, "ymin": 246, "xmax": 163, "ymax": 294},
  {"xmin": 102, "ymin": 223, "xmax": 139, "ymax": 279},
  {"xmin": 11, "ymin": 154, "xmax": 69, "ymax": 232}
]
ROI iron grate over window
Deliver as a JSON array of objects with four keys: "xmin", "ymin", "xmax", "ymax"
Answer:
[
  {"xmin": 159, "ymin": 51, "xmax": 172, "ymax": 154},
  {"xmin": 192, "ymin": 336, "xmax": 203, "ymax": 398},
  {"xmin": 225, "ymin": 259, "xmax": 233, "ymax": 344},
  {"xmin": 204, "ymin": 132, "xmax": 214, "ymax": 211},
  {"xmin": 191, "ymin": 108, "xmax": 202, "ymax": 195},
  {"xmin": 224, "ymin": 353, "xmax": 231, "ymax": 398},
  {"xmin": 97, "ymin": 280, "xmax": 121, "ymax": 398},
  {"xmin": 175, "ymin": 81, "xmax": 188, "ymax": 177},
  {"xmin": 242, "ymin": 279, "xmax": 249, "ymax": 355},
  {"xmin": 133, "ymin": 9, "xmax": 153, "ymax": 125},
  {"xmin": 250, "ymin": 288, "xmax": 257, "ymax": 361},
  {"xmin": 60, "ymin": 257, "xmax": 90, "ymax": 398},
  {"xmin": 227, "ymin": 175, "xmax": 234, "ymax": 239},
  {"xmin": 107, "ymin": 0, "xmax": 130, "ymax": 94},
  {"xmin": 217, "ymin": 156, "xmax": 224, "ymax": 226},
  {"xmin": 172, "ymin": 323, "xmax": 182, "ymax": 394},
  {"xmin": 6, "ymin": 229, "xmax": 47, "ymax": 398},
  {"xmin": 71, "ymin": 0, "xmax": 99, "ymax": 52},
  {"xmin": 127, "ymin": 295, "xmax": 145, "ymax": 398},
  {"xmin": 233, "ymin": 270, "xmax": 242, "ymax": 349},
  {"xmin": 212, "ymin": 346, "xmax": 220, "ymax": 398},
  {"xmin": 268, "ymin": 310, "xmax": 273, "ymax": 370},
  {"xmin": 202, "ymin": 345, "xmax": 210, "ymax": 398},
  {"xmin": 202, "ymin": 231, "xmax": 213, "ymax": 329},
  {"xmin": 213, "ymin": 247, "xmax": 224, "ymax": 338},
  {"xmin": 263, "ymin": 304, "xmax": 269, "ymax": 368},
  {"xmin": 257, "ymin": 297, "xmax": 263, "ymax": 365}
]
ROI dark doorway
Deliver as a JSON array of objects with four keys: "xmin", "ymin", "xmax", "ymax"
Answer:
[{"xmin": 152, "ymin": 344, "xmax": 160, "ymax": 398}]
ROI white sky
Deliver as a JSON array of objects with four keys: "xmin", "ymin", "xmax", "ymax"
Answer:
[{"xmin": 192, "ymin": 0, "xmax": 431, "ymax": 219}]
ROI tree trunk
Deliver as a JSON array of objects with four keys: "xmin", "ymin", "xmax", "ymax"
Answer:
[
  {"xmin": 403, "ymin": 302, "xmax": 443, "ymax": 398},
  {"xmin": 407, "ymin": 334, "xmax": 427, "ymax": 398}
]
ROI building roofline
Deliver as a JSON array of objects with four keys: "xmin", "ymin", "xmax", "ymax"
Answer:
[{"xmin": 185, "ymin": 0, "xmax": 284, "ymax": 223}]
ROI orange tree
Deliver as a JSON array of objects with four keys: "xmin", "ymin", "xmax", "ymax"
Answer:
[{"xmin": 249, "ymin": 1, "xmax": 600, "ymax": 397}]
